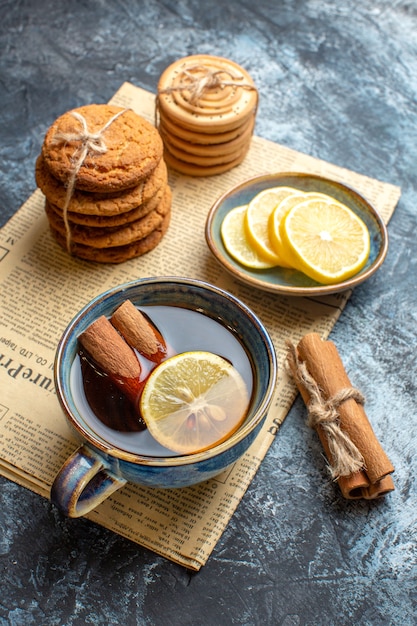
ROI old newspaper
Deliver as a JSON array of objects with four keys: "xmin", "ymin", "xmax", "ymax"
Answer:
[{"xmin": 0, "ymin": 83, "xmax": 401, "ymax": 569}]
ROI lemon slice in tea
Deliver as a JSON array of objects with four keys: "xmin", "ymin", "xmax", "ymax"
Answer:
[
  {"xmin": 280, "ymin": 197, "xmax": 371, "ymax": 284},
  {"xmin": 140, "ymin": 351, "xmax": 250, "ymax": 455},
  {"xmin": 221, "ymin": 205, "xmax": 277, "ymax": 269}
]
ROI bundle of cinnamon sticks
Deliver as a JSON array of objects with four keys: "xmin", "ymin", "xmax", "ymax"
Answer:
[{"xmin": 286, "ymin": 333, "xmax": 395, "ymax": 500}]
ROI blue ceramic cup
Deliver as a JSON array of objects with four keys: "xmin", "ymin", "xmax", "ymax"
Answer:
[{"xmin": 51, "ymin": 277, "xmax": 277, "ymax": 517}]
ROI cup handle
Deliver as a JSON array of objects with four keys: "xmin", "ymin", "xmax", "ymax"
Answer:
[{"xmin": 50, "ymin": 444, "xmax": 127, "ymax": 518}]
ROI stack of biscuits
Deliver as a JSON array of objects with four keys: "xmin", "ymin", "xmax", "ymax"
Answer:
[
  {"xmin": 36, "ymin": 104, "xmax": 171, "ymax": 263},
  {"xmin": 156, "ymin": 54, "xmax": 258, "ymax": 177}
]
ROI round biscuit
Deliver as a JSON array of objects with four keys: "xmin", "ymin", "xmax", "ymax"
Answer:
[
  {"xmin": 49, "ymin": 212, "xmax": 171, "ymax": 264},
  {"xmin": 162, "ymin": 137, "xmax": 249, "ymax": 167},
  {"xmin": 163, "ymin": 144, "xmax": 249, "ymax": 177},
  {"xmin": 42, "ymin": 104, "xmax": 163, "ymax": 192},
  {"xmin": 158, "ymin": 110, "xmax": 250, "ymax": 144},
  {"xmin": 47, "ymin": 184, "xmax": 166, "ymax": 228},
  {"xmin": 157, "ymin": 55, "xmax": 258, "ymax": 134},
  {"xmin": 45, "ymin": 187, "xmax": 171, "ymax": 248},
  {"xmin": 159, "ymin": 118, "xmax": 254, "ymax": 160},
  {"xmin": 36, "ymin": 154, "xmax": 168, "ymax": 216}
]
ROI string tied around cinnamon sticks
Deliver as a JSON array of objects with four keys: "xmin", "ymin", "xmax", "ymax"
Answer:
[
  {"xmin": 50, "ymin": 108, "xmax": 129, "ymax": 254},
  {"xmin": 286, "ymin": 341, "xmax": 366, "ymax": 480},
  {"xmin": 285, "ymin": 333, "xmax": 395, "ymax": 500},
  {"xmin": 157, "ymin": 64, "xmax": 258, "ymax": 107}
]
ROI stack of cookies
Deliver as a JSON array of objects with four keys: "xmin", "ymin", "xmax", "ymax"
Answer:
[
  {"xmin": 156, "ymin": 54, "xmax": 258, "ymax": 177},
  {"xmin": 36, "ymin": 104, "xmax": 171, "ymax": 263}
]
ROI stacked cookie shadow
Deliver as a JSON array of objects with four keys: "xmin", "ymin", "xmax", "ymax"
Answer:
[
  {"xmin": 156, "ymin": 54, "xmax": 258, "ymax": 176},
  {"xmin": 36, "ymin": 104, "xmax": 171, "ymax": 263}
]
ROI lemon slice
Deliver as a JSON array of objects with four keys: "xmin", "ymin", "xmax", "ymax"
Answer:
[
  {"xmin": 268, "ymin": 192, "xmax": 308, "ymax": 266},
  {"xmin": 245, "ymin": 186, "xmax": 298, "ymax": 265},
  {"xmin": 268, "ymin": 190, "xmax": 343, "ymax": 266},
  {"xmin": 221, "ymin": 205, "xmax": 277, "ymax": 269},
  {"xmin": 280, "ymin": 198, "xmax": 371, "ymax": 284},
  {"xmin": 140, "ymin": 351, "xmax": 250, "ymax": 455}
]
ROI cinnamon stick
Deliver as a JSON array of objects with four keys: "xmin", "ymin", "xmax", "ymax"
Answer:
[
  {"xmin": 78, "ymin": 315, "xmax": 143, "ymax": 405},
  {"xmin": 111, "ymin": 299, "xmax": 167, "ymax": 364},
  {"xmin": 287, "ymin": 333, "xmax": 394, "ymax": 499}
]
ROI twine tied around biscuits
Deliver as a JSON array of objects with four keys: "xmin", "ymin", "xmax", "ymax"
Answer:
[
  {"xmin": 51, "ymin": 108, "xmax": 128, "ymax": 253},
  {"xmin": 157, "ymin": 64, "xmax": 258, "ymax": 107},
  {"xmin": 286, "ymin": 342, "xmax": 366, "ymax": 479}
]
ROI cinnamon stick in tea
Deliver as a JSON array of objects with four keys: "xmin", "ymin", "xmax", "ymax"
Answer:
[
  {"xmin": 286, "ymin": 332, "xmax": 394, "ymax": 499},
  {"xmin": 111, "ymin": 299, "xmax": 167, "ymax": 364},
  {"xmin": 78, "ymin": 315, "xmax": 143, "ymax": 405}
]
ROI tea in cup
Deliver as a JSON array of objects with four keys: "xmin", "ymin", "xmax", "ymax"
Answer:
[{"xmin": 51, "ymin": 277, "xmax": 277, "ymax": 517}]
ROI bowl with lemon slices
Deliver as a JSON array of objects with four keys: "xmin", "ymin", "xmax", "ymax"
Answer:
[
  {"xmin": 205, "ymin": 172, "xmax": 388, "ymax": 296},
  {"xmin": 51, "ymin": 277, "xmax": 277, "ymax": 517}
]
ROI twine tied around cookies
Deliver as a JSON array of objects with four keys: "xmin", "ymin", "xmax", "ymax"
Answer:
[
  {"xmin": 286, "ymin": 341, "xmax": 366, "ymax": 479},
  {"xmin": 51, "ymin": 108, "xmax": 128, "ymax": 253},
  {"xmin": 157, "ymin": 64, "xmax": 258, "ymax": 107}
]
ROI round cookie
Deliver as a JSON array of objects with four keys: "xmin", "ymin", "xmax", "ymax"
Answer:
[
  {"xmin": 157, "ymin": 55, "xmax": 258, "ymax": 134},
  {"xmin": 36, "ymin": 154, "xmax": 168, "ymax": 216},
  {"xmin": 45, "ymin": 187, "xmax": 171, "ymax": 248},
  {"xmin": 157, "ymin": 110, "xmax": 251, "ymax": 144},
  {"xmin": 160, "ymin": 119, "xmax": 254, "ymax": 165},
  {"xmin": 49, "ymin": 212, "xmax": 171, "ymax": 264},
  {"xmin": 162, "ymin": 138, "xmax": 248, "ymax": 166},
  {"xmin": 47, "ymin": 184, "xmax": 166, "ymax": 228},
  {"xmin": 42, "ymin": 104, "xmax": 164, "ymax": 192},
  {"xmin": 158, "ymin": 115, "xmax": 254, "ymax": 157},
  {"xmin": 163, "ymin": 144, "xmax": 249, "ymax": 177}
]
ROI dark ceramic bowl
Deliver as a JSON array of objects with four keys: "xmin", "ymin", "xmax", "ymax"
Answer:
[{"xmin": 51, "ymin": 276, "xmax": 277, "ymax": 517}]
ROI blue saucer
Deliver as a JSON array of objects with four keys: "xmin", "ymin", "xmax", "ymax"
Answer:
[{"xmin": 205, "ymin": 172, "xmax": 388, "ymax": 296}]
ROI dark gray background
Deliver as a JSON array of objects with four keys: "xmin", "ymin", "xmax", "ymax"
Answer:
[{"xmin": 0, "ymin": 1, "xmax": 416, "ymax": 624}]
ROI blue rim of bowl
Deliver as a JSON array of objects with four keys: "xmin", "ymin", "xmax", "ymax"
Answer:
[
  {"xmin": 54, "ymin": 276, "xmax": 277, "ymax": 467},
  {"xmin": 205, "ymin": 172, "xmax": 389, "ymax": 296}
]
